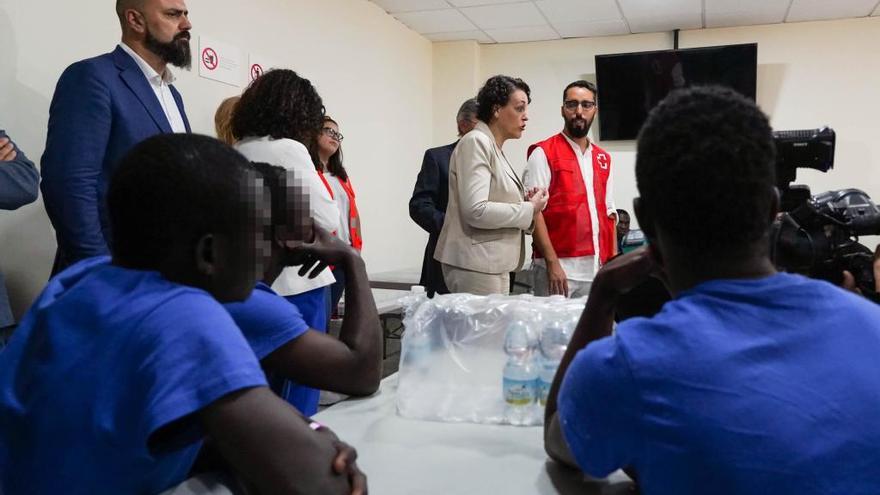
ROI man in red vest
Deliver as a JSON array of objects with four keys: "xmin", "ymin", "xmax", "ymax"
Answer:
[{"xmin": 525, "ymin": 80, "xmax": 617, "ymax": 297}]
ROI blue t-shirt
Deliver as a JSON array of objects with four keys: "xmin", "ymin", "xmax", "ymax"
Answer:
[
  {"xmin": 224, "ymin": 282, "xmax": 313, "ymax": 414},
  {"xmin": 224, "ymin": 282, "xmax": 310, "ymax": 360},
  {"xmin": 0, "ymin": 257, "xmax": 267, "ymax": 495},
  {"xmin": 558, "ymin": 272, "xmax": 880, "ymax": 495}
]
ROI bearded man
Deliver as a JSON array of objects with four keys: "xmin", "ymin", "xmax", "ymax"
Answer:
[
  {"xmin": 524, "ymin": 80, "xmax": 617, "ymax": 298},
  {"xmin": 41, "ymin": 0, "xmax": 193, "ymax": 274}
]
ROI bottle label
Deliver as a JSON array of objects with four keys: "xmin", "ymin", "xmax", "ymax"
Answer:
[
  {"xmin": 537, "ymin": 378, "xmax": 552, "ymax": 406},
  {"xmin": 503, "ymin": 377, "xmax": 537, "ymax": 405}
]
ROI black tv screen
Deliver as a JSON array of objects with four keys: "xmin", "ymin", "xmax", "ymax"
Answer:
[{"xmin": 595, "ymin": 43, "xmax": 757, "ymax": 141}]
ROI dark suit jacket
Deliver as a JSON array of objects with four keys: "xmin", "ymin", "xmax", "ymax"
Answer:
[
  {"xmin": 409, "ymin": 142, "xmax": 456, "ymax": 296},
  {"xmin": 41, "ymin": 46, "xmax": 191, "ymax": 273}
]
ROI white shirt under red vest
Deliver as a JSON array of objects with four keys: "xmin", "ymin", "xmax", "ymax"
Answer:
[{"xmin": 524, "ymin": 132, "xmax": 616, "ymax": 281}]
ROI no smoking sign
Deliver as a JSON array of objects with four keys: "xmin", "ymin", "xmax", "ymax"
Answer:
[{"xmin": 201, "ymin": 47, "xmax": 218, "ymax": 71}]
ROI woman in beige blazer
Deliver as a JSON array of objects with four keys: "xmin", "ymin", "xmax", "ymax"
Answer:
[{"xmin": 435, "ymin": 75, "xmax": 548, "ymax": 295}]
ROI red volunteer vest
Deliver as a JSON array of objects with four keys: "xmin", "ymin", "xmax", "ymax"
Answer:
[
  {"xmin": 527, "ymin": 133, "xmax": 615, "ymax": 263},
  {"xmin": 318, "ymin": 171, "xmax": 363, "ymax": 251}
]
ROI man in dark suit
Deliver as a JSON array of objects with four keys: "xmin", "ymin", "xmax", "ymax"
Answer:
[
  {"xmin": 409, "ymin": 98, "xmax": 478, "ymax": 296},
  {"xmin": 41, "ymin": 0, "xmax": 192, "ymax": 274}
]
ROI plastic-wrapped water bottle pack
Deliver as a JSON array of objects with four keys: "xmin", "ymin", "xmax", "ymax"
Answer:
[{"xmin": 396, "ymin": 290, "xmax": 585, "ymax": 426}]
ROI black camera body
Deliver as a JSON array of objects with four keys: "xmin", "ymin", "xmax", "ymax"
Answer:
[{"xmin": 771, "ymin": 127, "xmax": 880, "ymax": 301}]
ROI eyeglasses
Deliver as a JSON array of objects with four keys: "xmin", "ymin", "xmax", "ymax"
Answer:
[
  {"xmin": 563, "ymin": 100, "xmax": 597, "ymax": 111},
  {"xmin": 322, "ymin": 127, "xmax": 344, "ymax": 142}
]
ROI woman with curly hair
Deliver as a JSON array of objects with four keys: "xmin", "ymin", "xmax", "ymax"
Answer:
[
  {"xmin": 310, "ymin": 116, "xmax": 362, "ymax": 316},
  {"xmin": 434, "ymin": 75, "xmax": 548, "ymax": 295},
  {"xmin": 231, "ymin": 69, "xmax": 339, "ymax": 415}
]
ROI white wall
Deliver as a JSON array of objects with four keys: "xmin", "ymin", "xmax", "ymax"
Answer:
[
  {"xmin": 437, "ymin": 17, "xmax": 880, "ymax": 233},
  {"xmin": 0, "ymin": 0, "xmax": 433, "ymax": 319}
]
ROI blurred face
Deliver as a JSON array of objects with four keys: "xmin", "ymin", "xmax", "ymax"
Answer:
[
  {"xmin": 317, "ymin": 121, "xmax": 341, "ymax": 157},
  {"xmin": 209, "ymin": 175, "xmax": 271, "ymax": 302},
  {"xmin": 617, "ymin": 213, "xmax": 631, "ymax": 238},
  {"xmin": 137, "ymin": 0, "xmax": 192, "ymax": 68},
  {"xmin": 562, "ymin": 86, "xmax": 597, "ymax": 139},
  {"xmin": 494, "ymin": 89, "xmax": 529, "ymax": 140}
]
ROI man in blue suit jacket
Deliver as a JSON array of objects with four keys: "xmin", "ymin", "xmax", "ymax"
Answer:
[
  {"xmin": 408, "ymin": 99, "xmax": 478, "ymax": 296},
  {"xmin": 41, "ymin": 0, "xmax": 192, "ymax": 274}
]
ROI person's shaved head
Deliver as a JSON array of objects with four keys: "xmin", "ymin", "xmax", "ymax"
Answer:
[{"xmin": 116, "ymin": 0, "xmax": 146, "ymax": 26}]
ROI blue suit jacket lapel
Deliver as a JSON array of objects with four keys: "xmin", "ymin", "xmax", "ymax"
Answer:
[
  {"xmin": 170, "ymin": 86, "xmax": 191, "ymax": 132},
  {"xmin": 112, "ymin": 46, "xmax": 173, "ymax": 134}
]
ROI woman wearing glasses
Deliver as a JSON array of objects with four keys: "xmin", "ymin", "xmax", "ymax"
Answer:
[
  {"xmin": 311, "ymin": 116, "xmax": 362, "ymax": 316},
  {"xmin": 434, "ymin": 75, "xmax": 548, "ymax": 295}
]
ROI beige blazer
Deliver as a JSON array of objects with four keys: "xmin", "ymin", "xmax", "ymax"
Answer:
[{"xmin": 434, "ymin": 121, "xmax": 535, "ymax": 275}]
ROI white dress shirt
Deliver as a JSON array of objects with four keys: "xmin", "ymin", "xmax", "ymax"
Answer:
[
  {"xmin": 118, "ymin": 43, "xmax": 187, "ymax": 133},
  {"xmin": 235, "ymin": 136, "xmax": 338, "ymax": 296},
  {"xmin": 523, "ymin": 133, "xmax": 616, "ymax": 281}
]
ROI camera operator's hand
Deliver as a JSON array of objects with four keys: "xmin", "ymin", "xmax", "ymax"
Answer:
[
  {"xmin": 840, "ymin": 271, "xmax": 861, "ymax": 295},
  {"xmin": 282, "ymin": 225, "xmax": 359, "ymax": 279}
]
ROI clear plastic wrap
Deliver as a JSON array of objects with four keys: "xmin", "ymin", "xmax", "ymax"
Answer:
[{"xmin": 396, "ymin": 292, "xmax": 585, "ymax": 426}]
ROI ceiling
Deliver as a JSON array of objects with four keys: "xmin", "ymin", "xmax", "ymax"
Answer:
[{"xmin": 368, "ymin": 0, "xmax": 880, "ymax": 43}]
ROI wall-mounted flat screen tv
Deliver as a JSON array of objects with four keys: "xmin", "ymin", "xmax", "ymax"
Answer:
[{"xmin": 595, "ymin": 43, "xmax": 757, "ymax": 141}]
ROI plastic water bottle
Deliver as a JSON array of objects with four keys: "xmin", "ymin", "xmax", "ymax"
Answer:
[
  {"xmin": 503, "ymin": 317, "xmax": 538, "ymax": 425},
  {"xmin": 402, "ymin": 285, "xmax": 430, "ymax": 372},
  {"xmin": 538, "ymin": 313, "xmax": 570, "ymax": 406}
]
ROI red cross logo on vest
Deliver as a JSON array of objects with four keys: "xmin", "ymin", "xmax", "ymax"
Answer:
[{"xmin": 597, "ymin": 152, "xmax": 609, "ymax": 170}]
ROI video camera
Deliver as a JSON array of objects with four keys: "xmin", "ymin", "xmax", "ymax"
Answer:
[{"xmin": 770, "ymin": 127, "xmax": 880, "ymax": 301}]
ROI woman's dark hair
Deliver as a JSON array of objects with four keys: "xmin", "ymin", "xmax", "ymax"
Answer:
[
  {"xmin": 476, "ymin": 75, "xmax": 531, "ymax": 124},
  {"xmin": 232, "ymin": 69, "xmax": 325, "ymax": 144},
  {"xmin": 310, "ymin": 116, "xmax": 348, "ymax": 181}
]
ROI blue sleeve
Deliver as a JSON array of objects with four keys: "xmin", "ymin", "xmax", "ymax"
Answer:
[
  {"xmin": 225, "ymin": 288, "xmax": 310, "ymax": 360},
  {"xmin": 40, "ymin": 61, "xmax": 112, "ymax": 260},
  {"xmin": 135, "ymin": 293, "xmax": 267, "ymax": 441},
  {"xmin": 558, "ymin": 333, "xmax": 642, "ymax": 478},
  {"xmin": 0, "ymin": 130, "xmax": 40, "ymax": 210}
]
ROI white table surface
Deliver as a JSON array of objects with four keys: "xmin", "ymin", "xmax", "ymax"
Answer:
[
  {"xmin": 338, "ymin": 288, "xmax": 409, "ymax": 316},
  {"xmin": 314, "ymin": 374, "xmax": 634, "ymax": 495},
  {"xmin": 368, "ymin": 267, "xmax": 422, "ymax": 290}
]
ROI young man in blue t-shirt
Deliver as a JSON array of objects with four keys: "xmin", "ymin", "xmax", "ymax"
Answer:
[
  {"xmin": 0, "ymin": 134, "xmax": 366, "ymax": 494},
  {"xmin": 544, "ymin": 87, "xmax": 880, "ymax": 494},
  {"xmin": 223, "ymin": 162, "xmax": 382, "ymax": 417}
]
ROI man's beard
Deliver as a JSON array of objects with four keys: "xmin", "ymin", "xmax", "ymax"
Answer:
[
  {"xmin": 145, "ymin": 27, "xmax": 191, "ymax": 69},
  {"xmin": 565, "ymin": 116, "xmax": 592, "ymax": 139}
]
